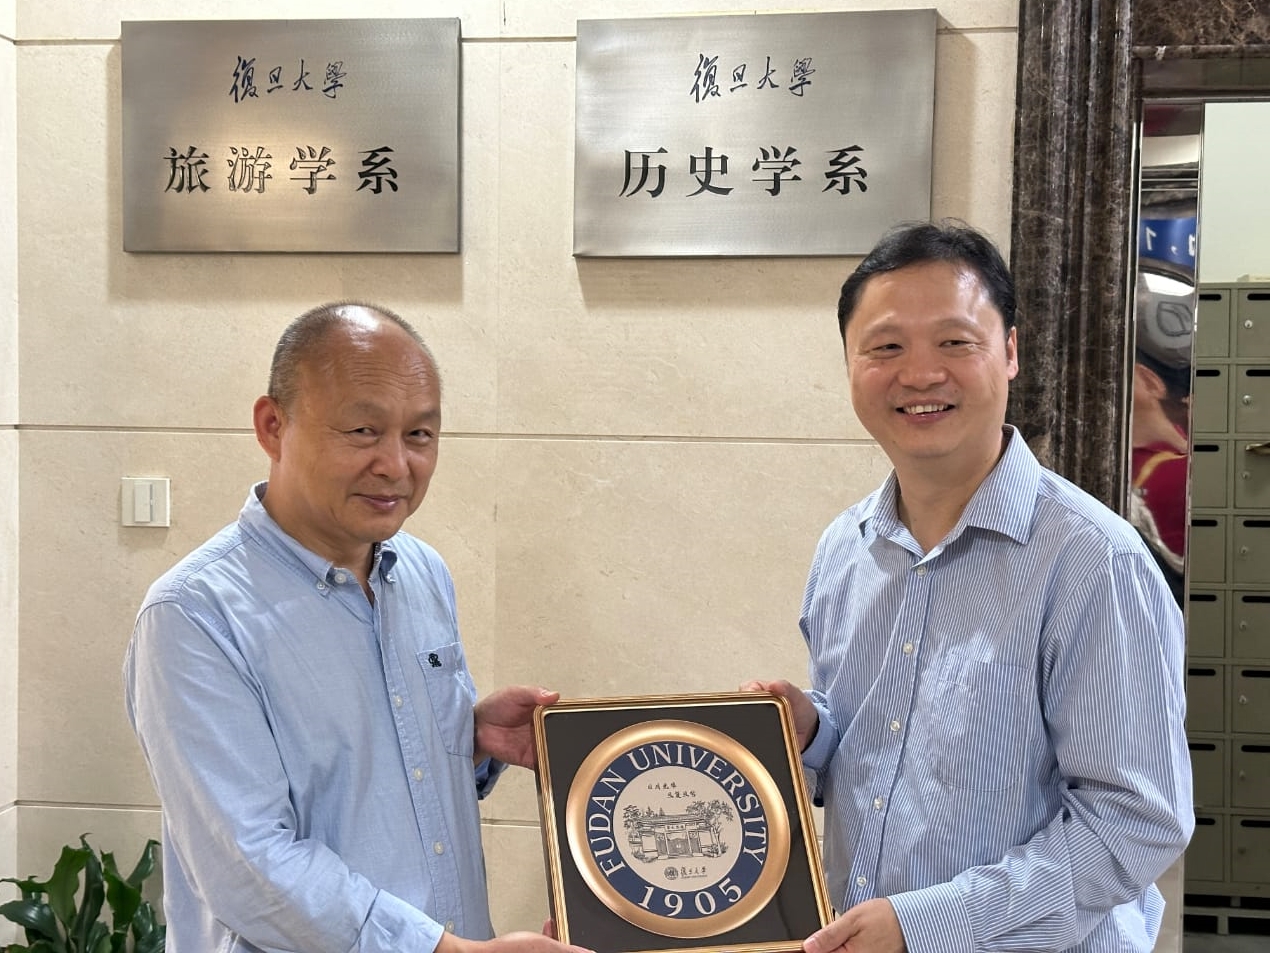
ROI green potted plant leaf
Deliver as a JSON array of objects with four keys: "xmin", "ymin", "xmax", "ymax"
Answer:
[{"xmin": 0, "ymin": 834, "xmax": 165, "ymax": 953}]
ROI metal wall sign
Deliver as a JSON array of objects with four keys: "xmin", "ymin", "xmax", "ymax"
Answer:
[
  {"xmin": 121, "ymin": 19, "xmax": 460, "ymax": 253},
  {"xmin": 574, "ymin": 11, "xmax": 936, "ymax": 258}
]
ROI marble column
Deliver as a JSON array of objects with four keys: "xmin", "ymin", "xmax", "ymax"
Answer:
[
  {"xmin": 1012, "ymin": 2, "xmax": 1270, "ymax": 510},
  {"xmin": 1009, "ymin": 0, "xmax": 1135, "ymax": 511}
]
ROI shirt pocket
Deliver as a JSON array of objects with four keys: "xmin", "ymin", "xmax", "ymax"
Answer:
[
  {"xmin": 417, "ymin": 641, "xmax": 476, "ymax": 758},
  {"xmin": 930, "ymin": 652, "xmax": 1032, "ymax": 792}
]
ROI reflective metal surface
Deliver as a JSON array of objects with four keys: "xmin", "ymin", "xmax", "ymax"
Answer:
[
  {"xmin": 122, "ymin": 19, "xmax": 460, "ymax": 252},
  {"xmin": 573, "ymin": 10, "xmax": 935, "ymax": 257},
  {"xmin": 1128, "ymin": 101, "xmax": 1202, "ymax": 605}
]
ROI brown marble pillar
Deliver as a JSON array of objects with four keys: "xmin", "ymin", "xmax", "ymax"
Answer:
[{"xmin": 1009, "ymin": 0, "xmax": 1135, "ymax": 510}]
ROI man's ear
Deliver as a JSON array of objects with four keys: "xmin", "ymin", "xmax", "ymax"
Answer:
[{"xmin": 253, "ymin": 395, "xmax": 286, "ymax": 462}]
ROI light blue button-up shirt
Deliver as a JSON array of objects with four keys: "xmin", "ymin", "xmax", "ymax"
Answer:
[
  {"xmin": 800, "ymin": 428, "xmax": 1193, "ymax": 952},
  {"xmin": 124, "ymin": 484, "xmax": 503, "ymax": 953}
]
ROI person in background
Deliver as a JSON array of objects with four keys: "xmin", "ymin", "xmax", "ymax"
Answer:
[
  {"xmin": 125, "ymin": 302, "xmax": 588, "ymax": 953},
  {"xmin": 745, "ymin": 221, "xmax": 1192, "ymax": 953},
  {"xmin": 1129, "ymin": 266, "xmax": 1195, "ymax": 603}
]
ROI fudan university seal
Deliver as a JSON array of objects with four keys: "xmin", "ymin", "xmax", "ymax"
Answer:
[{"xmin": 566, "ymin": 719, "xmax": 789, "ymax": 937}]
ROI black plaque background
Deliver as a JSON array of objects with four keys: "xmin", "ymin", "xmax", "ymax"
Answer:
[{"xmin": 536, "ymin": 696, "xmax": 826, "ymax": 953}]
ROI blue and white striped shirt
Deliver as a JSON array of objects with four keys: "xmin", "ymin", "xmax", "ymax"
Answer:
[
  {"xmin": 124, "ymin": 483, "xmax": 502, "ymax": 953},
  {"xmin": 800, "ymin": 427, "xmax": 1193, "ymax": 952}
]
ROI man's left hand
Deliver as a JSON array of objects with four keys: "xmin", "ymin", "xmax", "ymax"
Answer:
[
  {"xmin": 474, "ymin": 686, "xmax": 561, "ymax": 768},
  {"xmin": 804, "ymin": 899, "xmax": 905, "ymax": 953}
]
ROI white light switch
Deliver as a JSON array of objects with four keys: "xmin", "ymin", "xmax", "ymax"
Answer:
[
  {"xmin": 122, "ymin": 477, "xmax": 171, "ymax": 527},
  {"xmin": 134, "ymin": 480, "xmax": 153, "ymax": 522}
]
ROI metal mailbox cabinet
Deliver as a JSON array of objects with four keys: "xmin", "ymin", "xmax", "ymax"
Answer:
[
  {"xmin": 1235, "ymin": 442, "xmax": 1270, "ymax": 510},
  {"xmin": 1185, "ymin": 283, "xmax": 1270, "ymax": 911},
  {"xmin": 1234, "ymin": 593, "xmax": 1270, "ymax": 658},
  {"xmin": 1236, "ymin": 289, "xmax": 1270, "ymax": 358},
  {"xmin": 1193, "ymin": 441, "xmax": 1230, "ymax": 509},
  {"xmin": 1188, "ymin": 591, "xmax": 1226, "ymax": 658}
]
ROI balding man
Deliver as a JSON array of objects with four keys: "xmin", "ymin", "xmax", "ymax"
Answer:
[{"xmin": 125, "ymin": 303, "xmax": 584, "ymax": 953}]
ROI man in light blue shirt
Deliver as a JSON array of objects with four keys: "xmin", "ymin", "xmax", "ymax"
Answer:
[
  {"xmin": 125, "ymin": 303, "xmax": 590, "ymax": 953},
  {"xmin": 746, "ymin": 222, "xmax": 1192, "ymax": 953}
]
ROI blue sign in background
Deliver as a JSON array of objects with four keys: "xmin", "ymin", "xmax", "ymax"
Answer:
[{"xmin": 1139, "ymin": 216, "xmax": 1197, "ymax": 271}]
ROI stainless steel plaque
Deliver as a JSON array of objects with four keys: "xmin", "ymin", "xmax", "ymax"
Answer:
[
  {"xmin": 574, "ymin": 11, "xmax": 936, "ymax": 258},
  {"xmin": 122, "ymin": 19, "xmax": 460, "ymax": 253}
]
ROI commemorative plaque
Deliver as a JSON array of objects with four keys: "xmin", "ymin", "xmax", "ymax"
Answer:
[{"xmin": 533, "ymin": 693, "xmax": 830, "ymax": 953}]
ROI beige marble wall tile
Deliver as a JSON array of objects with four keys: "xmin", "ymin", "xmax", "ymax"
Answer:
[
  {"xmin": 16, "ymin": 429, "xmax": 498, "ymax": 804},
  {"xmin": 488, "ymin": 438, "xmax": 891, "ymax": 695},
  {"xmin": 505, "ymin": 1, "xmax": 1020, "ymax": 37},
  {"xmin": 479, "ymin": 763, "xmax": 542, "ymax": 827},
  {"xmin": 480, "ymin": 438, "xmax": 891, "ymax": 825},
  {"xmin": 17, "ymin": 0, "xmax": 1019, "ymax": 42},
  {"xmin": 1, "ymin": 39, "xmax": 14, "ymax": 424},
  {"xmin": 929, "ymin": 29, "xmax": 1017, "ymax": 251},
  {"xmin": 16, "ymin": 42, "xmax": 502, "ymax": 433},
  {"xmin": 17, "ymin": 430, "xmax": 263, "ymax": 805},
  {"xmin": 495, "ymin": 42, "xmax": 861, "ymax": 441},
  {"xmin": 481, "ymin": 821, "xmax": 554, "ymax": 934},
  {"xmin": 17, "ymin": 0, "xmax": 500, "ymax": 42},
  {"xmin": 0, "ymin": 433, "xmax": 16, "ymax": 820}
]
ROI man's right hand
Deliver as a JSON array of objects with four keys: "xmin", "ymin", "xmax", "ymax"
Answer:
[{"xmin": 738, "ymin": 679, "xmax": 819, "ymax": 752}]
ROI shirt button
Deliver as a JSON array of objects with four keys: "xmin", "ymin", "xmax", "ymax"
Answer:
[
  {"xmin": 385, "ymin": 574, "xmax": 396, "ymax": 583},
  {"xmin": 915, "ymin": 565, "xmax": 927, "ymax": 576},
  {"xmin": 873, "ymin": 797, "xmax": 884, "ymax": 811},
  {"xmin": 334, "ymin": 571, "xmax": 348, "ymax": 584},
  {"xmin": 902, "ymin": 642, "xmax": 914, "ymax": 655},
  {"xmin": 413, "ymin": 768, "xmax": 424, "ymax": 781},
  {"xmin": 856, "ymin": 876, "xmax": 867, "ymax": 887},
  {"xmin": 445, "ymin": 921, "xmax": 455, "ymax": 933},
  {"xmin": 889, "ymin": 719, "xmax": 901, "ymax": 732},
  {"xmin": 434, "ymin": 841, "xmax": 445, "ymax": 855},
  {"xmin": 315, "ymin": 581, "xmax": 327, "ymax": 591},
  {"xmin": 394, "ymin": 695, "xmax": 404, "ymax": 708}
]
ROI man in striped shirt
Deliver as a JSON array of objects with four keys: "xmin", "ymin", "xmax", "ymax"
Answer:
[{"xmin": 746, "ymin": 221, "xmax": 1192, "ymax": 952}]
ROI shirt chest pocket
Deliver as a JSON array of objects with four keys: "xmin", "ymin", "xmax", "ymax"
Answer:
[
  {"xmin": 416, "ymin": 642, "xmax": 475, "ymax": 758},
  {"xmin": 930, "ymin": 653, "xmax": 1033, "ymax": 792}
]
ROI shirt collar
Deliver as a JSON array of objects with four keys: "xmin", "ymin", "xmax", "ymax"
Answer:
[
  {"xmin": 239, "ymin": 481, "xmax": 400, "ymax": 583},
  {"xmin": 855, "ymin": 426, "xmax": 1041, "ymax": 547}
]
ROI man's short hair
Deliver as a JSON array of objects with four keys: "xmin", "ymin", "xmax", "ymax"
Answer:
[
  {"xmin": 267, "ymin": 301, "xmax": 436, "ymax": 409},
  {"xmin": 836, "ymin": 220, "xmax": 1017, "ymax": 341}
]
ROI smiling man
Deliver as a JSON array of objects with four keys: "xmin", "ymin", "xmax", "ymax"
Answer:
[
  {"xmin": 744, "ymin": 222, "xmax": 1193, "ymax": 953},
  {"xmin": 125, "ymin": 303, "xmax": 589, "ymax": 953}
]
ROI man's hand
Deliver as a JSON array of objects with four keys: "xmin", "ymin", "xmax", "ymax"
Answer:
[
  {"xmin": 436, "ymin": 929, "xmax": 592, "ymax": 953},
  {"xmin": 804, "ymin": 899, "xmax": 905, "ymax": 953},
  {"xmin": 739, "ymin": 679, "xmax": 819, "ymax": 751},
  {"xmin": 473, "ymin": 685, "xmax": 561, "ymax": 768}
]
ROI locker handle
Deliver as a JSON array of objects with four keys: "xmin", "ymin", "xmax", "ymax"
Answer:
[{"xmin": 1246, "ymin": 442, "xmax": 1270, "ymax": 456}]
